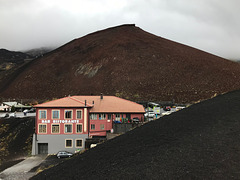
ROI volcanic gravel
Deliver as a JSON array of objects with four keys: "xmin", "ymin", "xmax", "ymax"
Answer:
[
  {"xmin": 32, "ymin": 89, "xmax": 240, "ymax": 179},
  {"xmin": 0, "ymin": 117, "xmax": 35, "ymax": 172},
  {"xmin": 1, "ymin": 24, "xmax": 240, "ymax": 103}
]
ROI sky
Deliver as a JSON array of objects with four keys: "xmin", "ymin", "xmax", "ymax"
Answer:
[{"xmin": 0, "ymin": 0, "xmax": 239, "ymax": 60}]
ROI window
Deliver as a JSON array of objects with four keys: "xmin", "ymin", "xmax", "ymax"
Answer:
[
  {"xmin": 100, "ymin": 124, "xmax": 105, "ymax": 130},
  {"xmin": 38, "ymin": 124, "xmax": 47, "ymax": 133},
  {"xmin": 65, "ymin": 110, "xmax": 72, "ymax": 119},
  {"xmin": 99, "ymin": 114, "xmax": 106, "ymax": 120},
  {"xmin": 90, "ymin": 113, "xmax": 97, "ymax": 120},
  {"xmin": 115, "ymin": 114, "xmax": 120, "ymax": 120},
  {"xmin": 76, "ymin": 110, "xmax": 82, "ymax": 119},
  {"xmin": 64, "ymin": 124, "xmax": 72, "ymax": 133},
  {"xmin": 39, "ymin": 110, "xmax": 47, "ymax": 119},
  {"xmin": 52, "ymin": 124, "xmax": 60, "ymax": 133},
  {"xmin": 107, "ymin": 114, "xmax": 111, "ymax": 120},
  {"xmin": 52, "ymin": 110, "xmax": 60, "ymax": 119},
  {"xmin": 91, "ymin": 124, "xmax": 95, "ymax": 130},
  {"xmin": 75, "ymin": 139, "xmax": 83, "ymax": 148},
  {"xmin": 65, "ymin": 139, "xmax": 72, "ymax": 148},
  {"xmin": 76, "ymin": 124, "xmax": 82, "ymax": 133}
]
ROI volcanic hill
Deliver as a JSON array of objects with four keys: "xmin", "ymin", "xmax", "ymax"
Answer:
[
  {"xmin": 31, "ymin": 89, "xmax": 240, "ymax": 179},
  {"xmin": 1, "ymin": 24, "xmax": 240, "ymax": 103},
  {"xmin": 0, "ymin": 49, "xmax": 33, "ymax": 91},
  {"xmin": 24, "ymin": 47, "xmax": 55, "ymax": 58},
  {"xmin": 0, "ymin": 49, "xmax": 32, "ymax": 65}
]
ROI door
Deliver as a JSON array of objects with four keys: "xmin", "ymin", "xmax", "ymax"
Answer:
[
  {"xmin": 126, "ymin": 114, "xmax": 131, "ymax": 120},
  {"xmin": 38, "ymin": 143, "xmax": 48, "ymax": 154}
]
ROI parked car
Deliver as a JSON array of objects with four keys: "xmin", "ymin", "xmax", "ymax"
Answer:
[
  {"xmin": 162, "ymin": 111, "xmax": 171, "ymax": 116},
  {"xmin": 4, "ymin": 113, "xmax": 9, "ymax": 118},
  {"xmin": 114, "ymin": 120, "xmax": 122, "ymax": 124},
  {"xmin": 23, "ymin": 108, "xmax": 35, "ymax": 113},
  {"xmin": 144, "ymin": 111, "xmax": 155, "ymax": 118},
  {"xmin": 163, "ymin": 106, "xmax": 171, "ymax": 111},
  {"xmin": 132, "ymin": 117, "xmax": 140, "ymax": 123},
  {"xmin": 56, "ymin": 151, "xmax": 73, "ymax": 158},
  {"xmin": 4, "ymin": 113, "xmax": 16, "ymax": 118}
]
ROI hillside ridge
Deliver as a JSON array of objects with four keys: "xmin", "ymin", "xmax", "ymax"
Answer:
[{"xmin": 0, "ymin": 25, "xmax": 240, "ymax": 103}]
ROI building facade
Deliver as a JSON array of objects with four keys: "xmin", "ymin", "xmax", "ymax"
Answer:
[{"xmin": 32, "ymin": 95, "xmax": 145, "ymax": 155}]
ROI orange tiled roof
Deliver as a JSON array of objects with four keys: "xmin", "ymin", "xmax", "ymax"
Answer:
[
  {"xmin": 34, "ymin": 96, "xmax": 92, "ymax": 108},
  {"xmin": 35, "ymin": 95, "xmax": 145, "ymax": 113}
]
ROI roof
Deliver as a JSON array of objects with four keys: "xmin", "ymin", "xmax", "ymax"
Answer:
[
  {"xmin": 2, "ymin": 101, "xmax": 31, "ymax": 108},
  {"xmin": 34, "ymin": 96, "xmax": 92, "ymax": 108},
  {"xmin": 3, "ymin": 101, "xmax": 22, "ymax": 107},
  {"xmin": 35, "ymin": 95, "xmax": 145, "ymax": 113}
]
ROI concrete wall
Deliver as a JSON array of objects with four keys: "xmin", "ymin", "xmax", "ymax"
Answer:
[{"xmin": 32, "ymin": 134, "xmax": 88, "ymax": 155}]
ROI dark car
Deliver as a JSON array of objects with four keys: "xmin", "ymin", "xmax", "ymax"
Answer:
[
  {"xmin": 163, "ymin": 106, "xmax": 171, "ymax": 111},
  {"xmin": 56, "ymin": 151, "xmax": 73, "ymax": 158}
]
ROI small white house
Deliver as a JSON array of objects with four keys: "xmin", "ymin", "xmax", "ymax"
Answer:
[{"xmin": 1, "ymin": 101, "xmax": 31, "ymax": 112}]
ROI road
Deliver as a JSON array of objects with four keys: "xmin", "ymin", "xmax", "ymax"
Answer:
[{"xmin": 0, "ymin": 155, "xmax": 46, "ymax": 180}]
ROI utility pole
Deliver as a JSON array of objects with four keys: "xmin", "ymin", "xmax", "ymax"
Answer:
[
  {"xmin": 21, "ymin": 99, "xmax": 23, "ymax": 112},
  {"xmin": 147, "ymin": 101, "xmax": 149, "ymax": 121}
]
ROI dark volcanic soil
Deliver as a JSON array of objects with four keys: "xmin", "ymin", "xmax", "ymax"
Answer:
[
  {"xmin": 0, "ymin": 117, "xmax": 35, "ymax": 171},
  {"xmin": 1, "ymin": 24, "xmax": 240, "ymax": 103},
  {"xmin": 31, "ymin": 90, "xmax": 240, "ymax": 179}
]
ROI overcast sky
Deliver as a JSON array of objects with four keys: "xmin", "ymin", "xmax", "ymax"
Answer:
[{"xmin": 0, "ymin": 0, "xmax": 239, "ymax": 60}]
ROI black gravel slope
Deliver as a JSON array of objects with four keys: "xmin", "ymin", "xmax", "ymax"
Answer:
[{"xmin": 32, "ymin": 90, "xmax": 240, "ymax": 179}]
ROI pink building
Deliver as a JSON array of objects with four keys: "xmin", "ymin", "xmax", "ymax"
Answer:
[{"xmin": 32, "ymin": 95, "xmax": 145, "ymax": 154}]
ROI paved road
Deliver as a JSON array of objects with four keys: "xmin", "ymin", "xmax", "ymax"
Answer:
[{"xmin": 0, "ymin": 155, "xmax": 46, "ymax": 180}]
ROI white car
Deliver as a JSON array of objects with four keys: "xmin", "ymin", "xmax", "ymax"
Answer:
[
  {"xmin": 144, "ymin": 111, "xmax": 155, "ymax": 118},
  {"xmin": 23, "ymin": 108, "xmax": 35, "ymax": 113},
  {"xmin": 162, "ymin": 111, "xmax": 171, "ymax": 116}
]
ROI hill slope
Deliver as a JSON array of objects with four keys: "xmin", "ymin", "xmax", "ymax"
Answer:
[
  {"xmin": 0, "ymin": 49, "xmax": 32, "ymax": 64},
  {"xmin": 1, "ymin": 24, "xmax": 240, "ymax": 103},
  {"xmin": 32, "ymin": 89, "xmax": 240, "ymax": 179},
  {"xmin": 24, "ymin": 47, "xmax": 55, "ymax": 58},
  {"xmin": 0, "ymin": 117, "xmax": 34, "ymax": 171},
  {"xmin": 0, "ymin": 49, "xmax": 33, "ymax": 91}
]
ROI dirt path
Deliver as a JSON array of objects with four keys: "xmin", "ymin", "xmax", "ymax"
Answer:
[{"xmin": 0, "ymin": 155, "xmax": 46, "ymax": 180}]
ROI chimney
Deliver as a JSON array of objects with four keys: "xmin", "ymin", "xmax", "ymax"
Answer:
[
  {"xmin": 85, "ymin": 100, "xmax": 86, "ymax": 106},
  {"xmin": 100, "ymin": 93, "xmax": 103, "ymax": 100}
]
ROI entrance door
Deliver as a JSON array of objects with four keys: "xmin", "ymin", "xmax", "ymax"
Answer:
[
  {"xmin": 126, "ymin": 114, "xmax": 131, "ymax": 120},
  {"xmin": 38, "ymin": 143, "xmax": 48, "ymax": 154}
]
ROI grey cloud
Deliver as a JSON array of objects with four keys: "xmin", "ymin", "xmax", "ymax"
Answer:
[{"xmin": 0, "ymin": 0, "xmax": 240, "ymax": 60}]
